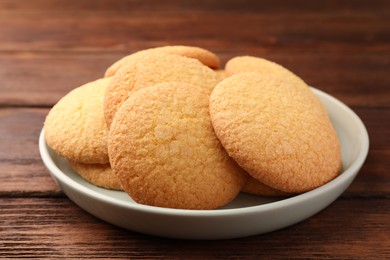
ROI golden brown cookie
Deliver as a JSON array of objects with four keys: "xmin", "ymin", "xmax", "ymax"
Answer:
[
  {"xmin": 225, "ymin": 56, "xmax": 307, "ymax": 88},
  {"xmin": 215, "ymin": 69, "xmax": 227, "ymax": 82},
  {"xmin": 209, "ymin": 72, "xmax": 342, "ymax": 193},
  {"xmin": 104, "ymin": 45, "xmax": 220, "ymax": 77},
  {"xmin": 44, "ymin": 78, "xmax": 110, "ymax": 164},
  {"xmin": 108, "ymin": 82, "xmax": 247, "ymax": 210},
  {"xmin": 242, "ymin": 176, "xmax": 291, "ymax": 197},
  {"xmin": 104, "ymin": 53, "xmax": 219, "ymax": 127},
  {"xmin": 69, "ymin": 161, "xmax": 122, "ymax": 191}
]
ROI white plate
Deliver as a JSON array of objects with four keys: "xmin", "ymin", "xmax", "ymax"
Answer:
[{"xmin": 39, "ymin": 87, "xmax": 369, "ymax": 240}]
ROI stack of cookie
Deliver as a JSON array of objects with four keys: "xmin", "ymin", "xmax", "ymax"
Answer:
[{"xmin": 44, "ymin": 45, "xmax": 342, "ymax": 210}]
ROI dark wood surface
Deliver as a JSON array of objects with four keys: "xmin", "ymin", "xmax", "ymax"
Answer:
[{"xmin": 0, "ymin": 0, "xmax": 389, "ymax": 258}]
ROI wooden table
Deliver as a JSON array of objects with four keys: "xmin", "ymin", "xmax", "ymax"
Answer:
[{"xmin": 1, "ymin": 0, "xmax": 389, "ymax": 258}]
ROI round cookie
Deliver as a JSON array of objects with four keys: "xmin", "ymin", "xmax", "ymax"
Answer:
[
  {"xmin": 44, "ymin": 78, "xmax": 110, "ymax": 164},
  {"xmin": 209, "ymin": 72, "xmax": 342, "ymax": 193},
  {"xmin": 104, "ymin": 53, "xmax": 219, "ymax": 127},
  {"xmin": 69, "ymin": 161, "xmax": 122, "ymax": 191},
  {"xmin": 108, "ymin": 82, "xmax": 247, "ymax": 210},
  {"xmin": 225, "ymin": 56, "xmax": 307, "ymax": 88},
  {"xmin": 104, "ymin": 45, "xmax": 220, "ymax": 77},
  {"xmin": 242, "ymin": 176, "xmax": 291, "ymax": 197}
]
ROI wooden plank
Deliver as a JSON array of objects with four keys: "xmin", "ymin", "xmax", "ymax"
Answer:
[
  {"xmin": 0, "ymin": 1, "xmax": 387, "ymax": 258},
  {"xmin": 0, "ymin": 107, "xmax": 388, "ymax": 197},
  {"xmin": 0, "ymin": 197, "xmax": 389, "ymax": 258},
  {"xmin": 343, "ymin": 107, "xmax": 390, "ymax": 197},
  {"xmin": 0, "ymin": 108, "xmax": 61, "ymax": 195},
  {"xmin": 0, "ymin": 52, "xmax": 389, "ymax": 107},
  {"xmin": 0, "ymin": 1, "xmax": 388, "ymax": 52},
  {"xmin": 0, "ymin": 53, "xmax": 111, "ymax": 106},
  {"xmin": 0, "ymin": 0, "xmax": 388, "ymax": 14}
]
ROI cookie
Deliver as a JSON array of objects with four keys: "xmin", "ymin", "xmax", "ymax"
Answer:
[
  {"xmin": 69, "ymin": 161, "xmax": 122, "ymax": 191},
  {"xmin": 104, "ymin": 53, "xmax": 219, "ymax": 127},
  {"xmin": 44, "ymin": 78, "xmax": 110, "ymax": 164},
  {"xmin": 225, "ymin": 56, "xmax": 307, "ymax": 88},
  {"xmin": 242, "ymin": 176, "xmax": 291, "ymax": 197},
  {"xmin": 104, "ymin": 45, "xmax": 220, "ymax": 77},
  {"xmin": 215, "ymin": 69, "xmax": 227, "ymax": 82},
  {"xmin": 108, "ymin": 82, "xmax": 247, "ymax": 210},
  {"xmin": 209, "ymin": 72, "xmax": 342, "ymax": 193}
]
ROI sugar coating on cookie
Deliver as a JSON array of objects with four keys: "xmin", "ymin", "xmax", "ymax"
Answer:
[
  {"xmin": 104, "ymin": 53, "xmax": 219, "ymax": 127},
  {"xmin": 225, "ymin": 56, "xmax": 307, "ymax": 88},
  {"xmin": 104, "ymin": 45, "xmax": 220, "ymax": 77},
  {"xmin": 69, "ymin": 161, "xmax": 122, "ymax": 191},
  {"xmin": 44, "ymin": 78, "xmax": 110, "ymax": 164},
  {"xmin": 209, "ymin": 72, "xmax": 342, "ymax": 193},
  {"xmin": 242, "ymin": 176, "xmax": 291, "ymax": 197},
  {"xmin": 108, "ymin": 82, "xmax": 247, "ymax": 210}
]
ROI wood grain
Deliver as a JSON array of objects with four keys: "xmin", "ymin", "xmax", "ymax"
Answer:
[
  {"xmin": 0, "ymin": 108, "xmax": 60, "ymax": 196},
  {"xmin": 0, "ymin": 0, "xmax": 388, "ymax": 258},
  {"xmin": 1, "ymin": 0, "xmax": 388, "ymax": 13},
  {"xmin": 0, "ymin": 0, "xmax": 389, "ymax": 106},
  {"xmin": 0, "ymin": 198, "xmax": 389, "ymax": 258},
  {"xmin": 0, "ymin": 52, "xmax": 389, "ymax": 107},
  {"xmin": 0, "ymin": 0, "xmax": 388, "ymax": 52}
]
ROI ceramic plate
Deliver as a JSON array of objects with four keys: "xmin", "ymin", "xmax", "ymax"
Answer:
[{"xmin": 39, "ymin": 87, "xmax": 369, "ymax": 240}]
